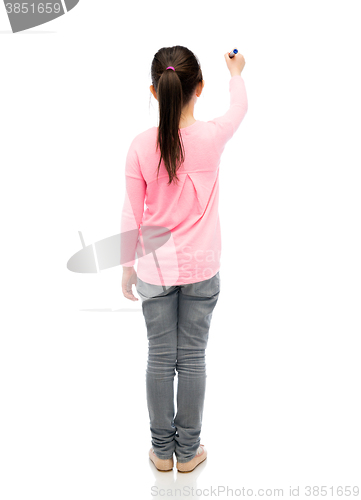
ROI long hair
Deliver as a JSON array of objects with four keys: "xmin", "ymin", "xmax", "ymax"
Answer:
[{"xmin": 150, "ymin": 46, "xmax": 203, "ymax": 186}]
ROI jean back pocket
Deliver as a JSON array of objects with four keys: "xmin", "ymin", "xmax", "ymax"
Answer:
[{"xmin": 194, "ymin": 271, "xmax": 220, "ymax": 297}]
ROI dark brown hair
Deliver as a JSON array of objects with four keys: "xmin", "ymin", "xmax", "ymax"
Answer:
[{"xmin": 150, "ymin": 46, "xmax": 203, "ymax": 186}]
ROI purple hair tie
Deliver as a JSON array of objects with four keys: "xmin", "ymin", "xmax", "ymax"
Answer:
[{"xmin": 166, "ymin": 66, "xmax": 175, "ymax": 71}]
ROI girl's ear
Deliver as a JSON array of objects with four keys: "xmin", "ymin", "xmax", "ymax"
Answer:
[
  {"xmin": 150, "ymin": 85, "xmax": 158, "ymax": 101},
  {"xmin": 198, "ymin": 80, "xmax": 205, "ymax": 96}
]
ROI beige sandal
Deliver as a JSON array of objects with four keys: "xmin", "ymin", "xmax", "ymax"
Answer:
[
  {"xmin": 176, "ymin": 444, "xmax": 207, "ymax": 473},
  {"xmin": 149, "ymin": 448, "xmax": 174, "ymax": 472}
]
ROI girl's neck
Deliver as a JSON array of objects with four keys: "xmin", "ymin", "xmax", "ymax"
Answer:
[
  {"xmin": 179, "ymin": 98, "xmax": 197, "ymax": 129},
  {"xmin": 179, "ymin": 117, "xmax": 196, "ymax": 129}
]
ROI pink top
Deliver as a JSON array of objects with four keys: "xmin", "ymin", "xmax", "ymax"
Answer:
[{"xmin": 120, "ymin": 74, "xmax": 248, "ymax": 286}]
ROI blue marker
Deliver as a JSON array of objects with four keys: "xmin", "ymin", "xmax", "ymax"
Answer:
[{"xmin": 229, "ymin": 49, "xmax": 238, "ymax": 58}]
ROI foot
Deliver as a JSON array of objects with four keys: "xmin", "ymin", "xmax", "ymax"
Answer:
[
  {"xmin": 176, "ymin": 444, "xmax": 207, "ymax": 473},
  {"xmin": 149, "ymin": 448, "xmax": 174, "ymax": 472}
]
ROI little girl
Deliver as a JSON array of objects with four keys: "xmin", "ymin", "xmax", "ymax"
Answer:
[{"xmin": 121, "ymin": 45, "xmax": 247, "ymax": 472}]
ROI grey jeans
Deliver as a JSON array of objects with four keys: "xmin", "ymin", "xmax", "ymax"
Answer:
[{"xmin": 136, "ymin": 271, "xmax": 221, "ymax": 463}]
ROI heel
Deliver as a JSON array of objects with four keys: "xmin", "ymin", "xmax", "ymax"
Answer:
[
  {"xmin": 149, "ymin": 448, "xmax": 174, "ymax": 472},
  {"xmin": 176, "ymin": 445, "xmax": 207, "ymax": 473}
]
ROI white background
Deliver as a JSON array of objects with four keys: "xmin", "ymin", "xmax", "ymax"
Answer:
[{"xmin": 1, "ymin": 1, "xmax": 360, "ymax": 499}]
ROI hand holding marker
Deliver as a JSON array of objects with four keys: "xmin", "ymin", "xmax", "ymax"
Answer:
[{"xmin": 225, "ymin": 48, "xmax": 246, "ymax": 76}]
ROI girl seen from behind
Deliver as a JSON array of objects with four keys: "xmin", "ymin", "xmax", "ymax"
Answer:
[{"xmin": 121, "ymin": 45, "xmax": 247, "ymax": 473}]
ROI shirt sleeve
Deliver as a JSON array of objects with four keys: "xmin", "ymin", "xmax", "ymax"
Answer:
[
  {"xmin": 120, "ymin": 139, "xmax": 146, "ymax": 267},
  {"xmin": 208, "ymin": 75, "xmax": 248, "ymax": 154}
]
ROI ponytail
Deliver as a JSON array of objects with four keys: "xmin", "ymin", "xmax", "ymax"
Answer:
[
  {"xmin": 156, "ymin": 68, "xmax": 185, "ymax": 186},
  {"xmin": 150, "ymin": 46, "xmax": 203, "ymax": 186}
]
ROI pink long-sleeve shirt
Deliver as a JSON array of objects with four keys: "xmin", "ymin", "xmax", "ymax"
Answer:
[{"xmin": 120, "ymin": 74, "xmax": 248, "ymax": 286}]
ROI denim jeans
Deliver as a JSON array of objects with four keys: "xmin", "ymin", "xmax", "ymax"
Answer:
[{"xmin": 136, "ymin": 271, "xmax": 220, "ymax": 463}]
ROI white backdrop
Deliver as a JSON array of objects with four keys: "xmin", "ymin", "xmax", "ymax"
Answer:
[{"xmin": 1, "ymin": 1, "xmax": 360, "ymax": 499}]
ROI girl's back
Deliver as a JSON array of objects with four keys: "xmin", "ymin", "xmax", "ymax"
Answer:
[{"xmin": 121, "ymin": 47, "xmax": 247, "ymax": 287}]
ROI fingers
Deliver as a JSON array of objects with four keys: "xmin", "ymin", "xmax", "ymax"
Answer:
[
  {"xmin": 122, "ymin": 267, "xmax": 139, "ymax": 301},
  {"xmin": 123, "ymin": 288, "xmax": 138, "ymax": 301},
  {"xmin": 122, "ymin": 280, "xmax": 139, "ymax": 301}
]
